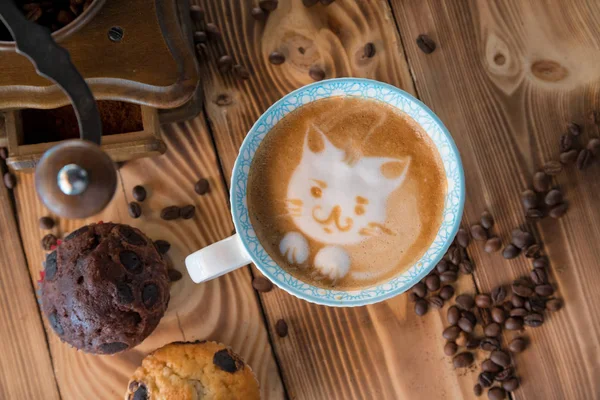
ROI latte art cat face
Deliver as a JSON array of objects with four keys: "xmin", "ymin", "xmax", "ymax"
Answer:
[{"xmin": 286, "ymin": 125, "xmax": 410, "ymax": 245}]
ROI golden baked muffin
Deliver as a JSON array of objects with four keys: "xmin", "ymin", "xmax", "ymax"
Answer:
[{"xmin": 125, "ymin": 341, "xmax": 260, "ymax": 400}]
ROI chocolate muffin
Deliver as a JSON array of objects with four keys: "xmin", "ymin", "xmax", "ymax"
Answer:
[{"xmin": 41, "ymin": 223, "xmax": 170, "ymax": 355}]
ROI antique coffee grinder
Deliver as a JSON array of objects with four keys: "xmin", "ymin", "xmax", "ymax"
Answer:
[{"xmin": 0, "ymin": 0, "xmax": 200, "ymax": 218}]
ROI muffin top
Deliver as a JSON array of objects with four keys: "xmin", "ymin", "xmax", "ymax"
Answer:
[
  {"xmin": 41, "ymin": 223, "xmax": 170, "ymax": 354},
  {"xmin": 125, "ymin": 341, "xmax": 260, "ymax": 400}
]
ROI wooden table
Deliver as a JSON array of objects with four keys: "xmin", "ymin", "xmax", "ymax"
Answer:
[{"xmin": 1, "ymin": 0, "xmax": 600, "ymax": 398}]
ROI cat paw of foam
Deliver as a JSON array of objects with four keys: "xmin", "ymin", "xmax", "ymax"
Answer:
[
  {"xmin": 279, "ymin": 232, "xmax": 309, "ymax": 265},
  {"xmin": 314, "ymin": 246, "xmax": 350, "ymax": 281}
]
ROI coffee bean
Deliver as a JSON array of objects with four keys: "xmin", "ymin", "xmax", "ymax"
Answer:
[
  {"xmin": 470, "ymin": 224, "xmax": 488, "ymax": 241},
  {"xmin": 510, "ymin": 308, "xmax": 528, "ymax": 317},
  {"xmin": 250, "ymin": 7, "xmax": 267, "ymax": 21},
  {"xmin": 524, "ymin": 244, "xmax": 541, "ymax": 258},
  {"xmin": 458, "ymin": 317, "xmax": 474, "ymax": 333},
  {"xmin": 480, "ymin": 337, "xmax": 500, "ymax": 351},
  {"xmin": 161, "ymin": 206, "xmax": 181, "ymax": 220},
  {"xmin": 259, "ymin": 0, "xmax": 278, "ymax": 11},
  {"xmin": 193, "ymin": 31, "xmax": 207, "ymax": 44},
  {"xmin": 252, "ymin": 277, "xmax": 273, "ymax": 293},
  {"xmin": 533, "ymin": 257, "xmax": 548, "ymax": 269},
  {"xmin": 474, "ymin": 383, "xmax": 483, "ymax": 396},
  {"xmin": 488, "ymin": 387, "xmax": 506, "ymax": 400},
  {"xmin": 302, "ymin": 0, "xmax": 319, "ymax": 6},
  {"xmin": 425, "ymin": 274, "xmax": 440, "ymax": 292},
  {"xmin": 544, "ymin": 160, "xmax": 563, "ymax": 176},
  {"xmin": 577, "ymin": 149, "xmax": 593, "ymax": 170},
  {"xmin": 99, "ymin": 342, "xmax": 129, "ymax": 354},
  {"xmin": 190, "ymin": 5, "xmax": 204, "ymax": 22},
  {"xmin": 502, "ymin": 377, "xmax": 520, "ymax": 392},
  {"xmin": 502, "ymin": 244, "xmax": 520, "ymax": 259},
  {"xmin": 567, "ymin": 121, "xmax": 582, "ymax": 136},
  {"xmin": 459, "ymin": 260, "xmax": 473, "ymax": 275},
  {"xmin": 456, "ymin": 294, "xmax": 475, "ymax": 310},
  {"xmin": 39, "ymin": 216, "xmax": 55, "ymax": 230},
  {"xmin": 217, "ymin": 55, "xmax": 234, "ymax": 72},
  {"xmin": 416, "ymin": 34, "xmax": 436, "ymax": 54},
  {"xmin": 491, "ymin": 286, "xmax": 506, "ymax": 304},
  {"xmin": 535, "ymin": 283, "xmax": 554, "ymax": 297},
  {"xmin": 453, "ymin": 352, "xmax": 474, "ymax": 368},
  {"xmin": 526, "ymin": 208, "xmax": 544, "ymax": 220},
  {"xmin": 194, "ymin": 179, "xmax": 210, "ymax": 195},
  {"xmin": 0, "ymin": 147, "xmax": 7, "ymax": 160},
  {"xmin": 213, "ymin": 349, "xmax": 243, "ymax": 373},
  {"xmin": 520, "ymin": 189, "xmax": 538, "ymax": 209},
  {"xmin": 484, "ymin": 322, "xmax": 501, "ymax": 337},
  {"xmin": 180, "ymin": 205, "xmax": 196, "ymax": 220},
  {"xmin": 588, "ymin": 138, "xmax": 600, "ymax": 156},
  {"xmin": 132, "ymin": 185, "xmax": 147, "ymax": 202},
  {"xmin": 523, "ymin": 313, "xmax": 544, "ymax": 327},
  {"xmin": 205, "ymin": 23, "xmax": 221, "ymax": 40},
  {"xmin": 502, "ymin": 302, "xmax": 514, "ymax": 312},
  {"xmin": 490, "ymin": 350, "xmax": 511, "ymax": 368},
  {"xmin": 508, "ymin": 337, "xmax": 527, "ymax": 353},
  {"xmin": 484, "ymin": 237, "xmax": 502, "ymax": 253},
  {"xmin": 512, "ymin": 279, "xmax": 534, "ymax": 297},
  {"xmin": 512, "ymin": 231, "xmax": 534, "ymax": 250},
  {"xmin": 128, "ymin": 202, "xmax": 142, "ymax": 219},
  {"xmin": 233, "ymin": 65, "xmax": 251, "ymax": 80},
  {"xmin": 559, "ymin": 133, "xmax": 573, "ymax": 152},
  {"xmin": 443, "ymin": 325, "xmax": 461, "ymax": 341},
  {"xmin": 543, "ymin": 189, "xmax": 562, "ymax": 206},
  {"xmin": 504, "ymin": 317, "xmax": 523, "ymax": 330},
  {"xmin": 196, "ymin": 43, "xmax": 209, "ymax": 57},
  {"xmin": 116, "ymin": 283, "xmax": 134, "ymax": 304},
  {"xmin": 482, "ymin": 358, "xmax": 502, "ymax": 373},
  {"xmin": 478, "ymin": 372, "xmax": 495, "ymax": 388},
  {"xmin": 511, "ymin": 295, "xmax": 525, "ymax": 308},
  {"xmin": 412, "ymin": 282, "xmax": 427, "ymax": 298},
  {"xmin": 560, "ymin": 149, "xmax": 579, "ymax": 165},
  {"xmin": 415, "ymin": 299, "xmax": 429, "ymax": 316},
  {"xmin": 436, "ymin": 260, "xmax": 449, "ymax": 274},
  {"xmin": 491, "ymin": 307, "xmax": 506, "ymax": 324},
  {"xmin": 456, "ymin": 228, "xmax": 470, "ymax": 248},
  {"xmin": 363, "ymin": 42, "xmax": 376, "ymax": 58},
  {"xmin": 533, "ymin": 171, "xmax": 550, "ymax": 192},
  {"xmin": 475, "ymin": 294, "xmax": 492, "ymax": 308},
  {"xmin": 549, "ymin": 203, "xmax": 568, "ymax": 218},
  {"xmin": 466, "ymin": 336, "xmax": 480, "ymax": 350},
  {"xmin": 444, "ymin": 341, "xmax": 458, "ymax": 356},
  {"xmin": 449, "ymin": 246, "xmax": 463, "ymax": 265},
  {"xmin": 3, "ymin": 172, "xmax": 16, "ymax": 189},
  {"xmin": 437, "ymin": 286, "xmax": 454, "ymax": 303},
  {"xmin": 527, "ymin": 297, "xmax": 547, "ymax": 313},
  {"xmin": 546, "ymin": 298, "xmax": 563, "ymax": 311},
  {"xmin": 269, "ymin": 51, "xmax": 285, "ymax": 65},
  {"xmin": 41, "ymin": 234, "xmax": 58, "ymax": 251},
  {"xmin": 309, "ymin": 65, "xmax": 326, "ymax": 81},
  {"xmin": 120, "ymin": 250, "xmax": 142, "ymax": 273},
  {"xmin": 154, "ymin": 240, "xmax": 171, "ymax": 255},
  {"xmin": 440, "ymin": 270, "xmax": 458, "ymax": 283},
  {"xmin": 480, "ymin": 211, "xmax": 494, "ymax": 229},
  {"xmin": 429, "ymin": 295, "xmax": 444, "ymax": 309},
  {"xmin": 168, "ymin": 269, "xmax": 183, "ymax": 282},
  {"xmin": 446, "ymin": 305, "xmax": 460, "ymax": 325},
  {"xmin": 275, "ymin": 319, "xmax": 288, "ymax": 337}
]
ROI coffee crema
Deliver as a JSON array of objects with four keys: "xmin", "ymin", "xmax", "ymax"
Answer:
[{"xmin": 247, "ymin": 97, "xmax": 446, "ymax": 290}]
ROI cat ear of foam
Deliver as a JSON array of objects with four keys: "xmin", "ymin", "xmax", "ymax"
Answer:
[
  {"xmin": 355, "ymin": 156, "xmax": 411, "ymax": 191},
  {"xmin": 381, "ymin": 157, "xmax": 411, "ymax": 189},
  {"xmin": 303, "ymin": 124, "xmax": 338, "ymax": 157}
]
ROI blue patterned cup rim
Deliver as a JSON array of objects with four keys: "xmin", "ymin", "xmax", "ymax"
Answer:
[{"xmin": 231, "ymin": 78, "xmax": 465, "ymax": 307}]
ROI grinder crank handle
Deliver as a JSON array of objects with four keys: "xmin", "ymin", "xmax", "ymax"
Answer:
[{"xmin": 0, "ymin": 0, "xmax": 102, "ymax": 145}]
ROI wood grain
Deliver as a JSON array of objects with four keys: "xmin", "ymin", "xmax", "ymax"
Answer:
[
  {"xmin": 0, "ymin": 172, "xmax": 59, "ymax": 398},
  {"xmin": 198, "ymin": 0, "xmax": 482, "ymax": 398},
  {"xmin": 13, "ymin": 116, "xmax": 284, "ymax": 399},
  {"xmin": 389, "ymin": 0, "xmax": 600, "ymax": 398}
]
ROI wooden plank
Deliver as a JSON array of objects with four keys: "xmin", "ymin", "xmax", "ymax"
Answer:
[
  {"xmin": 13, "ymin": 116, "xmax": 285, "ymax": 399},
  {"xmin": 198, "ymin": 0, "xmax": 482, "ymax": 398},
  {"xmin": 0, "ymin": 172, "xmax": 60, "ymax": 398},
  {"xmin": 389, "ymin": 0, "xmax": 600, "ymax": 398}
]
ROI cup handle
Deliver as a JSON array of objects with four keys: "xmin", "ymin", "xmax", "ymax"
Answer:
[{"xmin": 185, "ymin": 233, "xmax": 252, "ymax": 283}]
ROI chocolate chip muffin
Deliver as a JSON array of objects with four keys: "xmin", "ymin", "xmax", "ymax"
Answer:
[
  {"xmin": 125, "ymin": 341, "xmax": 260, "ymax": 400},
  {"xmin": 41, "ymin": 223, "xmax": 170, "ymax": 355}
]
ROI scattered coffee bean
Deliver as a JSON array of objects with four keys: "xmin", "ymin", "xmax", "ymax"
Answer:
[
  {"xmin": 233, "ymin": 64, "xmax": 251, "ymax": 80},
  {"xmin": 193, "ymin": 31, "xmax": 207, "ymax": 44},
  {"xmin": 535, "ymin": 283, "xmax": 554, "ymax": 297},
  {"xmin": 132, "ymin": 185, "xmax": 147, "ymax": 202},
  {"xmin": 512, "ymin": 279, "xmax": 534, "ymax": 297},
  {"xmin": 520, "ymin": 189, "xmax": 538, "ymax": 209},
  {"xmin": 275, "ymin": 319, "xmax": 288, "ymax": 337},
  {"xmin": 480, "ymin": 337, "xmax": 500, "ymax": 351},
  {"xmin": 502, "ymin": 244, "xmax": 520, "ymax": 259},
  {"xmin": 502, "ymin": 302, "xmax": 514, "ymax": 312},
  {"xmin": 190, "ymin": 5, "xmax": 204, "ymax": 22},
  {"xmin": 559, "ymin": 133, "xmax": 573, "ymax": 152},
  {"xmin": 436, "ymin": 259, "xmax": 449, "ymax": 274},
  {"xmin": 443, "ymin": 325, "xmax": 461, "ymax": 341},
  {"xmin": 504, "ymin": 317, "xmax": 523, "ymax": 330},
  {"xmin": 466, "ymin": 336, "xmax": 480, "ymax": 350},
  {"xmin": 252, "ymin": 276, "xmax": 273, "ymax": 293},
  {"xmin": 490, "ymin": 350, "xmax": 511, "ymax": 368},
  {"xmin": 440, "ymin": 270, "xmax": 458, "ymax": 283},
  {"xmin": 3, "ymin": 172, "xmax": 16, "ymax": 189},
  {"xmin": 484, "ymin": 323, "xmax": 501, "ymax": 337},
  {"xmin": 447, "ymin": 305, "xmax": 461, "ymax": 325},
  {"xmin": 456, "ymin": 228, "xmax": 470, "ymax": 248},
  {"xmin": 502, "ymin": 377, "xmax": 520, "ymax": 392},
  {"xmin": 527, "ymin": 297, "xmax": 547, "ymax": 313},
  {"xmin": 39, "ymin": 216, "xmax": 55, "ymax": 230},
  {"xmin": 462, "ymin": 310, "xmax": 477, "ymax": 324},
  {"xmin": 546, "ymin": 298, "xmax": 563, "ymax": 311},
  {"xmin": 483, "ymin": 237, "xmax": 502, "ymax": 253},
  {"xmin": 567, "ymin": 121, "xmax": 582, "ymax": 136},
  {"xmin": 510, "ymin": 308, "xmax": 528, "ymax": 317},
  {"xmin": 218, "ymin": 55, "xmax": 234, "ymax": 72},
  {"xmin": 444, "ymin": 341, "xmax": 458, "ymax": 356},
  {"xmin": 439, "ymin": 285, "xmax": 455, "ymax": 300},
  {"xmin": 168, "ymin": 269, "xmax": 183, "ymax": 282},
  {"xmin": 205, "ymin": 23, "xmax": 221, "ymax": 40},
  {"xmin": 524, "ymin": 313, "xmax": 544, "ymax": 327},
  {"xmin": 533, "ymin": 257, "xmax": 548, "ymax": 269},
  {"xmin": 491, "ymin": 307, "xmax": 506, "ymax": 324},
  {"xmin": 481, "ymin": 358, "xmax": 502, "ymax": 373},
  {"xmin": 458, "ymin": 317, "xmax": 474, "ymax": 333},
  {"xmin": 533, "ymin": 171, "xmax": 550, "ymax": 192},
  {"xmin": 309, "ymin": 65, "xmax": 326, "ymax": 81},
  {"xmin": 196, "ymin": 43, "xmax": 209, "ymax": 57},
  {"xmin": 302, "ymin": 0, "xmax": 319, "ymax": 6},
  {"xmin": 128, "ymin": 202, "xmax": 142, "ymax": 219},
  {"xmin": 512, "ymin": 295, "xmax": 525, "ymax": 308},
  {"xmin": 154, "ymin": 240, "xmax": 171, "ymax": 254},
  {"xmin": 456, "ymin": 294, "xmax": 474, "ymax": 310},
  {"xmin": 161, "ymin": 206, "xmax": 181, "ymax": 220},
  {"xmin": 269, "ymin": 51, "xmax": 285, "ymax": 65},
  {"xmin": 416, "ymin": 34, "xmax": 436, "ymax": 54},
  {"xmin": 453, "ymin": 352, "xmax": 474, "ymax": 368},
  {"xmin": 250, "ymin": 7, "xmax": 267, "ymax": 21},
  {"xmin": 474, "ymin": 383, "xmax": 483, "ymax": 396},
  {"xmin": 41, "ymin": 234, "xmax": 58, "ymax": 251},
  {"xmin": 549, "ymin": 203, "xmax": 568, "ymax": 218},
  {"xmin": 363, "ymin": 42, "xmax": 376, "ymax": 58},
  {"xmin": 495, "ymin": 367, "xmax": 513, "ymax": 382},
  {"xmin": 415, "ymin": 299, "xmax": 429, "ymax": 316},
  {"xmin": 215, "ymin": 93, "xmax": 233, "ymax": 106},
  {"xmin": 448, "ymin": 246, "xmax": 463, "ymax": 265},
  {"xmin": 429, "ymin": 295, "xmax": 444, "ymax": 309},
  {"xmin": 480, "ymin": 211, "xmax": 494, "ymax": 229},
  {"xmin": 560, "ymin": 149, "xmax": 578, "ymax": 166},
  {"xmin": 524, "ymin": 244, "xmax": 541, "ymax": 258},
  {"xmin": 475, "ymin": 294, "xmax": 492, "ymax": 308},
  {"xmin": 0, "ymin": 147, "xmax": 7, "ymax": 160},
  {"xmin": 412, "ymin": 282, "xmax": 427, "ymax": 298},
  {"xmin": 543, "ymin": 160, "xmax": 562, "ymax": 176},
  {"xmin": 544, "ymin": 189, "xmax": 562, "ymax": 206},
  {"xmin": 577, "ymin": 149, "xmax": 592, "ymax": 170},
  {"xmin": 180, "ymin": 205, "xmax": 196, "ymax": 220},
  {"xmin": 488, "ymin": 386, "xmax": 506, "ymax": 400},
  {"xmin": 459, "ymin": 260, "xmax": 473, "ymax": 275},
  {"xmin": 195, "ymin": 178, "xmax": 210, "ymax": 195},
  {"xmin": 491, "ymin": 286, "xmax": 507, "ymax": 304},
  {"xmin": 478, "ymin": 372, "xmax": 494, "ymax": 388},
  {"xmin": 471, "ymin": 224, "xmax": 488, "ymax": 241},
  {"xmin": 526, "ymin": 208, "xmax": 544, "ymax": 219},
  {"xmin": 588, "ymin": 138, "xmax": 600, "ymax": 156},
  {"xmin": 425, "ymin": 274, "xmax": 440, "ymax": 292},
  {"xmin": 512, "ymin": 230, "xmax": 534, "ymax": 250},
  {"xmin": 508, "ymin": 337, "xmax": 527, "ymax": 353}
]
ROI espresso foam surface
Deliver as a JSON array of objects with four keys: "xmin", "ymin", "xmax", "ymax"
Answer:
[{"xmin": 247, "ymin": 97, "xmax": 446, "ymax": 290}]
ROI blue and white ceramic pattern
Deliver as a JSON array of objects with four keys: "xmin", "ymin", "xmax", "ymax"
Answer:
[{"xmin": 231, "ymin": 78, "xmax": 465, "ymax": 307}]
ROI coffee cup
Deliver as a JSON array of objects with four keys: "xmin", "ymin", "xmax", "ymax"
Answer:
[{"xmin": 186, "ymin": 78, "xmax": 465, "ymax": 307}]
